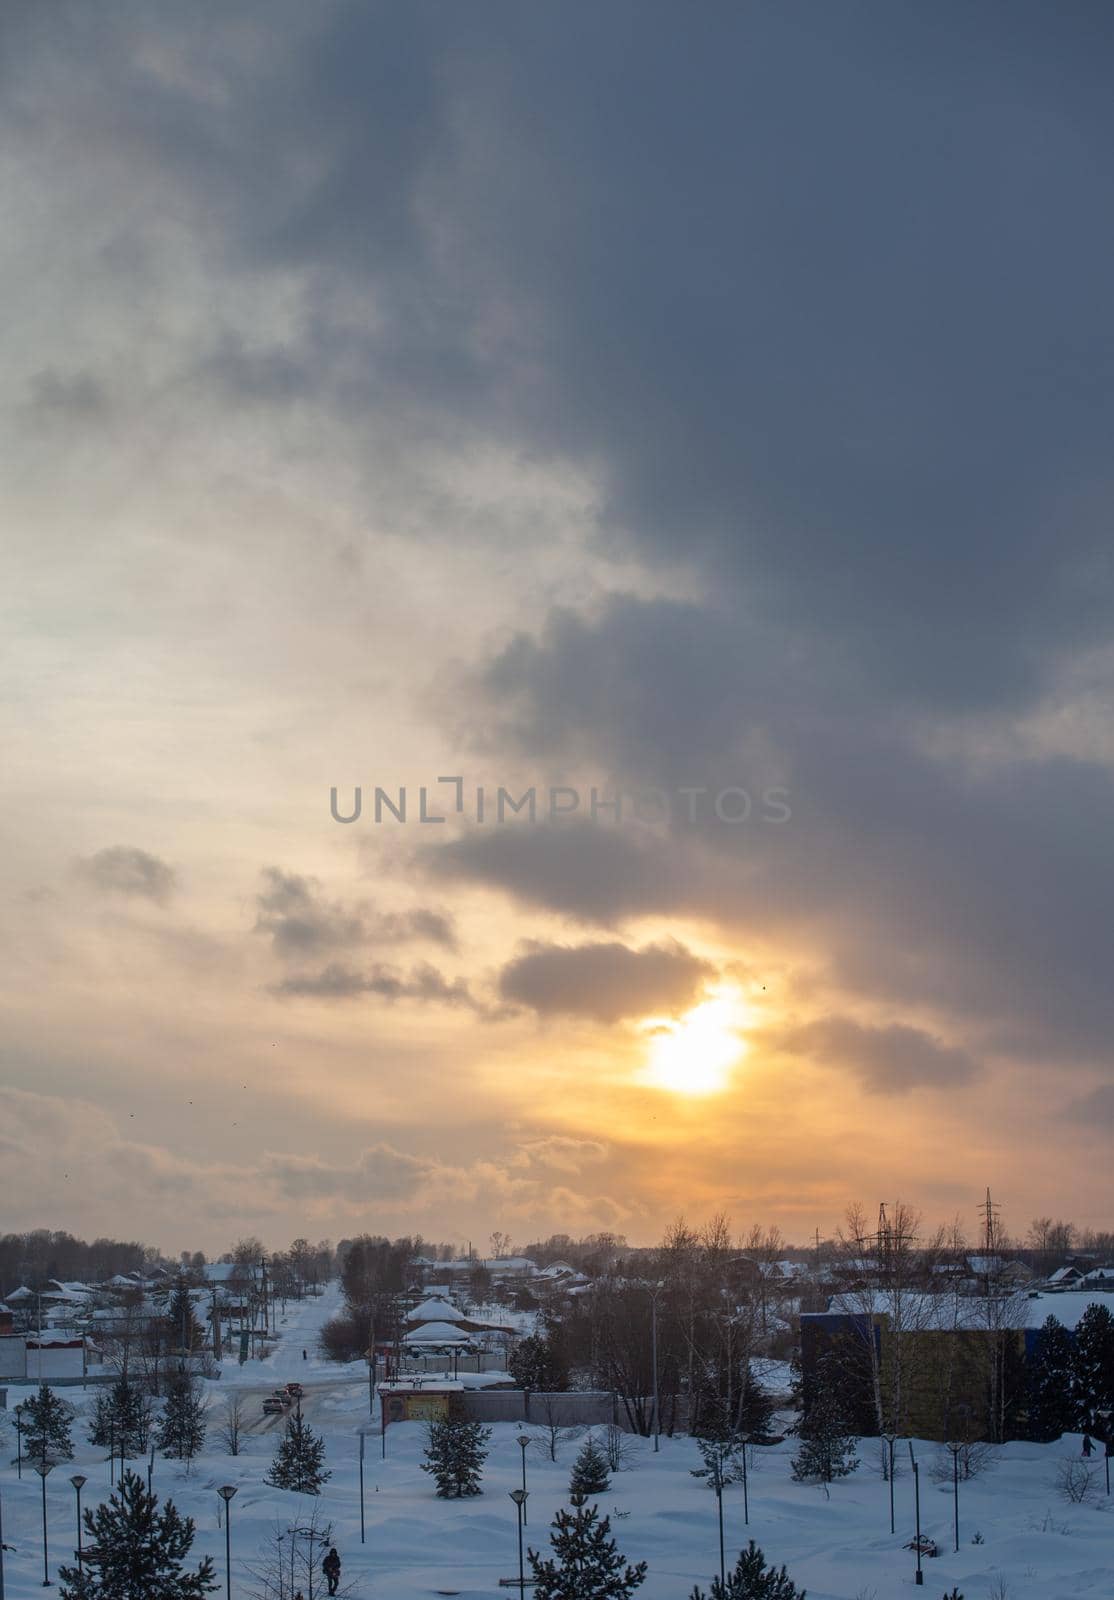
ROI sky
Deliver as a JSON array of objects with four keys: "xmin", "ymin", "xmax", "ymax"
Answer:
[{"xmin": 3, "ymin": 1, "xmax": 1113, "ymax": 1255}]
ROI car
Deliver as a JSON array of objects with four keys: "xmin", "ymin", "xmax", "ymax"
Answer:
[
  {"xmin": 285, "ymin": 1382, "xmax": 304, "ymax": 1398},
  {"xmin": 262, "ymin": 1397, "xmax": 285, "ymax": 1415}
]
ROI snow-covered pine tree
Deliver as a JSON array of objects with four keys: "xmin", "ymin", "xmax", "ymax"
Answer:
[
  {"xmin": 508, "ymin": 1330, "xmax": 569, "ymax": 1392},
  {"xmin": 528, "ymin": 1494, "xmax": 647, "ymax": 1599},
  {"xmin": 57, "ymin": 1468, "xmax": 217, "ymax": 1599},
  {"xmin": 264, "ymin": 1410, "xmax": 331, "ymax": 1494},
  {"xmin": 156, "ymin": 1372, "xmax": 206, "ymax": 1469},
  {"xmin": 689, "ymin": 1539, "xmax": 806, "ymax": 1599},
  {"xmin": 165, "ymin": 1277, "xmax": 204, "ymax": 1357},
  {"xmin": 791, "ymin": 1358, "xmax": 858, "ymax": 1485},
  {"xmin": 420, "ymin": 1417, "xmax": 492, "ymax": 1497},
  {"xmin": 87, "ymin": 1378, "xmax": 152, "ymax": 1458},
  {"xmin": 1027, "ymin": 1315, "xmax": 1079, "ymax": 1441},
  {"xmin": 1074, "ymin": 1302, "xmax": 1114, "ymax": 1426},
  {"xmin": 17, "ymin": 1382, "xmax": 75, "ymax": 1463},
  {"xmin": 569, "ymin": 1433, "xmax": 611, "ymax": 1497}
]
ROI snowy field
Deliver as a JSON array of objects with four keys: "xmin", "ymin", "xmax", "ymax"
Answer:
[{"xmin": 2, "ymin": 1286, "xmax": 1112, "ymax": 1598}]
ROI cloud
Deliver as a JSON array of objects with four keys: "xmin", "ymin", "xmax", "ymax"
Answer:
[
  {"xmin": 76, "ymin": 847, "xmax": 176, "ymax": 904},
  {"xmin": 499, "ymin": 939, "xmax": 713, "ymax": 1022},
  {"xmin": 260, "ymin": 1138, "xmax": 630, "ymax": 1227},
  {"xmin": 255, "ymin": 868, "xmax": 456, "ymax": 958},
  {"xmin": 769, "ymin": 1016, "xmax": 981, "ymax": 1096},
  {"xmin": 1064, "ymin": 1084, "xmax": 1114, "ymax": 1128},
  {"xmin": 272, "ymin": 959, "xmax": 504, "ymax": 1017},
  {"xmin": 424, "ymin": 822, "xmax": 694, "ymax": 925}
]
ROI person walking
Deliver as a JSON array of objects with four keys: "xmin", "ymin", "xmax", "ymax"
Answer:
[
  {"xmin": 322, "ymin": 1545, "xmax": 341, "ymax": 1596},
  {"xmin": 1083, "ymin": 1433, "xmax": 1094, "ymax": 1457}
]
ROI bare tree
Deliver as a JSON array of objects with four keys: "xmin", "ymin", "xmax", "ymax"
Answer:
[
  {"xmin": 217, "ymin": 1393, "xmax": 245, "ymax": 1456},
  {"xmin": 1056, "ymin": 1457, "xmax": 1099, "ymax": 1505},
  {"xmin": 532, "ymin": 1398, "xmax": 582, "ymax": 1463},
  {"xmin": 603, "ymin": 1423, "xmax": 641, "ymax": 1472},
  {"xmin": 244, "ymin": 1509, "xmax": 355, "ymax": 1600}
]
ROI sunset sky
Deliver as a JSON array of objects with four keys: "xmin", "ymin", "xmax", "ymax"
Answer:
[{"xmin": 3, "ymin": 2, "xmax": 1113, "ymax": 1253}]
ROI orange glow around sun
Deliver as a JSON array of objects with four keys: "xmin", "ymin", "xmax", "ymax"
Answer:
[{"xmin": 640, "ymin": 987, "xmax": 747, "ymax": 1095}]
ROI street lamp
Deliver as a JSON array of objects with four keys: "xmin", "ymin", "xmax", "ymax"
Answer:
[
  {"xmin": 944, "ymin": 1403, "xmax": 970, "ymax": 1555},
  {"xmin": 217, "ymin": 1486, "xmax": 237, "ymax": 1600},
  {"xmin": 1098, "ymin": 1408, "xmax": 1112, "ymax": 1497},
  {"xmin": 1, "ymin": 1480, "xmax": 9, "ymax": 1600},
  {"xmin": 509, "ymin": 1488, "xmax": 528, "ymax": 1597},
  {"xmin": 14, "ymin": 1408, "xmax": 23, "ymax": 1481},
  {"xmin": 34, "ymin": 1460, "xmax": 53, "ymax": 1587},
  {"xmin": 882, "ymin": 1432, "xmax": 898, "ymax": 1535},
  {"xmin": 907, "ymin": 1439, "xmax": 923, "ymax": 1587},
  {"xmin": 649, "ymin": 1284, "xmax": 663, "ymax": 1452},
  {"xmin": 739, "ymin": 1432, "xmax": 751, "ymax": 1526},
  {"xmin": 69, "ymin": 1476, "xmax": 87, "ymax": 1565},
  {"xmin": 516, "ymin": 1433, "xmax": 531, "ymax": 1525}
]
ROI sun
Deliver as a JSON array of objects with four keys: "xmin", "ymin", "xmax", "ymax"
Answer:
[{"xmin": 641, "ymin": 987, "xmax": 747, "ymax": 1095}]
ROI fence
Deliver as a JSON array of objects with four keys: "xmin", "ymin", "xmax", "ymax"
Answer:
[{"xmin": 461, "ymin": 1389, "xmax": 621, "ymax": 1427}]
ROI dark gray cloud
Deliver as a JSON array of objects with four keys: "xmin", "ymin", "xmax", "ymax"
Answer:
[
  {"xmin": 499, "ymin": 939, "xmax": 713, "ymax": 1023},
  {"xmin": 26, "ymin": 367, "xmax": 108, "ymax": 423},
  {"xmin": 272, "ymin": 959, "xmax": 501, "ymax": 1017},
  {"xmin": 1064, "ymin": 1084, "xmax": 1114, "ymax": 1129},
  {"xmin": 771, "ymin": 1016, "xmax": 980, "ymax": 1096},
  {"xmin": 424, "ymin": 823, "xmax": 695, "ymax": 926},
  {"xmin": 77, "ymin": 847, "xmax": 176, "ymax": 904},
  {"xmin": 432, "ymin": 591, "xmax": 1114, "ymax": 1066},
  {"xmin": 12, "ymin": 4, "xmax": 1114, "ymax": 703},
  {"xmin": 255, "ymin": 868, "xmax": 455, "ymax": 958}
]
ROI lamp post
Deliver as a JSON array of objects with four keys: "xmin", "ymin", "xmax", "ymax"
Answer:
[
  {"xmin": 882, "ymin": 1432, "xmax": 897, "ymax": 1535},
  {"xmin": 650, "ymin": 1284, "xmax": 662, "ymax": 1452},
  {"xmin": 715, "ymin": 1460, "xmax": 726, "ymax": 1586},
  {"xmin": 14, "ymin": 1408, "xmax": 23, "ymax": 1481},
  {"xmin": 217, "ymin": 1486, "xmax": 237, "ymax": 1600},
  {"xmin": 34, "ymin": 1460, "xmax": 53, "ymax": 1587},
  {"xmin": 359, "ymin": 1430, "xmax": 366, "ymax": 1545},
  {"xmin": 740, "ymin": 1433, "xmax": 750, "ymax": 1526},
  {"xmin": 944, "ymin": 1403, "xmax": 970, "ymax": 1555},
  {"xmin": 509, "ymin": 1488, "xmax": 528, "ymax": 1597},
  {"xmin": 1098, "ymin": 1408, "xmax": 1112, "ymax": 1496},
  {"xmin": 69, "ymin": 1476, "xmax": 87, "ymax": 1565},
  {"xmin": 907, "ymin": 1440, "xmax": 923, "ymax": 1587},
  {"xmin": 1, "ymin": 1481, "xmax": 8, "ymax": 1600},
  {"xmin": 516, "ymin": 1433, "xmax": 530, "ymax": 1525}
]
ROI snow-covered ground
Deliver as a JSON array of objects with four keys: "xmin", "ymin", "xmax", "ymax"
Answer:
[{"xmin": 2, "ymin": 1286, "xmax": 1112, "ymax": 1598}]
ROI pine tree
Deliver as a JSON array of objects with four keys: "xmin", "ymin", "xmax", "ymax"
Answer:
[
  {"xmin": 17, "ymin": 1382, "xmax": 75, "ymax": 1463},
  {"xmin": 420, "ymin": 1417, "xmax": 491, "ymax": 1497},
  {"xmin": 791, "ymin": 1359, "xmax": 858, "ymax": 1484},
  {"xmin": 156, "ymin": 1373, "xmax": 206, "ymax": 1469},
  {"xmin": 1027, "ymin": 1315, "xmax": 1079, "ymax": 1441},
  {"xmin": 690, "ymin": 1539, "xmax": 806, "ymax": 1600},
  {"xmin": 264, "ymin": 1411, "xmax": 331, "ymax": 1494},
  {"xmin": 165, "ymin": 1278, "xmax": 204, "ymax": 1357},
  {"xmin": 1074, "ymin": 1303, "xmax": 1114, "ymax": 1428},
  {"xmin": 57, "ymin": 1468, "xmax": 217, "ymax": 1599},
  {"xmin": 529, "ymin": 1494, "xmax": 647, "ymax": 1599},
  {"xmin": 89, "ymin": 1379, "xmax": 154, "ymax": 1459},
  {"xmin": 509, "ymin": 1331, "xmax": 569, "ymax": 1392},
  {"xmin": 569, "ymin": 1433, "xmax": 611, "ymax": 1497}
]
